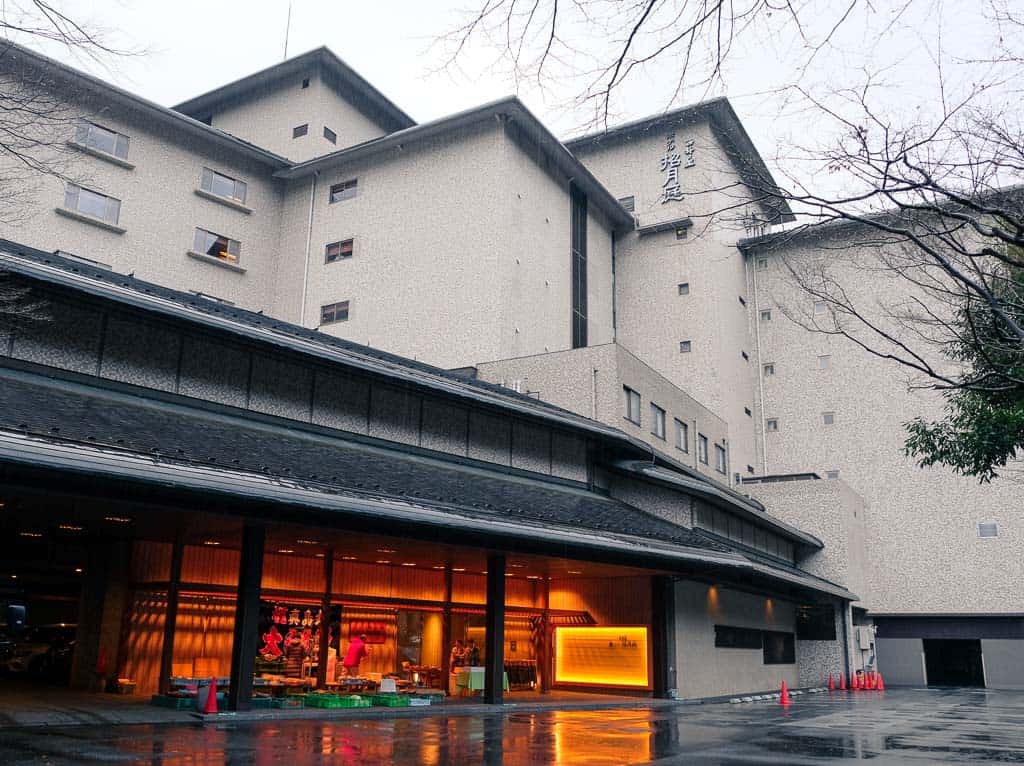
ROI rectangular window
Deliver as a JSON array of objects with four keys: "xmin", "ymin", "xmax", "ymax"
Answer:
[
  {"xmin": 650, "ymin": 404, "xmax": 666, "ymax": 440},
  {"xmin": 715, "ymin": 444, "xmax": 727, "ymax": 474},
  {"xmin": 978, "ymin": 521, "xmax": 999, "ymax": 538},
  {"xmin": 674, "ymin": 419, "xmax": 689, "ymax": 452},
  {"xmin": 698, "ymin": 434, "xmax": 709, "ymax": 464},
  {"xmin": 763, "ymin": 631, "xmax": 796, "ymax": 664},
  {"xmin": 323, "ymin": 126, "xmax": 337, "ymax": 144},
  {"xmin": 744, "ymin": 407, "xmax": 752, "ymax": 417},
  {"xmin": 818, "ymin": 354, "xmax": 832, "ymax": 370},
  {"xmin": 320, "ymin": 300, "xmax": 350, "ymax": 324},
  {"xmin": 301, "ymin": 78, "xmax": 310, "ymax": 88},
  {"xmin": 675, "ymin": 227, "xmax": 688, "ymax": 240},
  {"xmin": 766, "ymin": 418, "xmax": 778, "ymax": 431},
  {"xmin": 329, "ymin": 179, "xmax": 358, "ymax": 203},
  {"xmin": 325, "ymin": 239, "xmax": 354, "ymax": 263},
  {"xmin": 618, "ymin": 195, "xmax": 635, "ymax": 212},
  {"xmin": 678, "ymin": 282, "xmax": 689, "ymax": 296},
  {"xmin": 193, "ymin": 228, "xmax": 240, "ymax": 264},
  {"xmin": 623, "ymin": 386, "xmax": 641, "ymax": 425},
  {"xmin": 570, "ymin": 184, "xmax": 588, "ymax": 348},
  {"xmin": 756, "ymin": 257, "xmax": 768, "ymax": 270},
  {"xmin": 738, "ymin": 295, "xmax": 747, "ymax": 306},
  {"xmin": 63, "ymin": 184, "xmax": 121, "ymax": 225},
  {"xmin": 826, "ymin": 470, "xmax": 840, "ymax": 480},
  {"xmin": 760, "ymin": 309, "xmax": 772, "ymax": 322},
  {"xmin": 741, "ymin": 351, "xmax": 749, "ymax": 361},
  {"xmin": 293, "ymin": 124, "xmax": 309, "ymax": 138},
  {"xmin": 679, "ymin": 340, "xmax": 692, "ymax": 353},
  {"xmin": 200, "ymin": 167, "xmax": 247, "ymax": 204},
  {"xmin": 714, "ymin": 625, "xmax": 762, "ymax": 650},
  {"xmin": 75, "ymin": 121, "xmax": 129, "ymax": 160},
  {"xmin": 796, "ymin": 606, "xmax": 837, "ymax": 641},
  {"xmin": 763, "ymin": 363, "xmax": 775, "ymax": 376},
  {"xmin": 822, "ymin": 411, "xmax": 835, "ymax": 425},
  {"xmin": 814, "ymin": 300, "xmax": 827, "ymax": 315}
]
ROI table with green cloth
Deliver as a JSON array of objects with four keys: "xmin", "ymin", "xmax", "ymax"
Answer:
[{"xmin": 454, "ymin": 668, "xmax": 510, "ymax": 694}]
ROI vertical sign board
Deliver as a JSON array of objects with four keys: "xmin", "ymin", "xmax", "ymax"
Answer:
[{"xmin": 552, "ymin": 626, "xmax": 652, "ymax": 689}]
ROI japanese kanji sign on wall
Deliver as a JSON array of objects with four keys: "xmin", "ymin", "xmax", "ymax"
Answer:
[{"xmin": 660, "ymin": 132, "xmax": 695, "ymax": 204}]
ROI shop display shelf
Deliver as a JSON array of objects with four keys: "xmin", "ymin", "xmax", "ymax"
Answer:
[{"xmin": 270, "ymin": 696, "xmax": 305, "ymax": 709}]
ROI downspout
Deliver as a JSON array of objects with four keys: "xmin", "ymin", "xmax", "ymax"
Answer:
[
  {"xmin": 298, "ymin": 171, "xmax": 319, "ymax": 327},
  {"xmin": 611, "ymin": 231, "xmax": 617, "ymax": 341},
  {"xmin": 750, "ymin": 253, "xmax": 769, "ymax": 473}
]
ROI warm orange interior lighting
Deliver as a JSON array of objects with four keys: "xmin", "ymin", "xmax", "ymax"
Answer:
[
  {"xmin": 554, "ymin": 626, "xmax": 650, "ymax": 688},
  {"xmin": 706, "ymin": 585, "xmax": 720, "ymax": 616}
]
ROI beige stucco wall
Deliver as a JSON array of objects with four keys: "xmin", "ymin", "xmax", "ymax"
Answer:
[
  {"xmin": 0, "ymin": 90, "xmax": 285, "ymax": 313},
  {"xmin": 274, "ymin": 120, "xmax": 616, "ymax": 371},
  {"xmin": 210, "ymin": 70, "xmax": 388, "ymax": 161},
  {"xmin": 752, "ymin": 238, "xmax": 1024, "ymax": 614},
  {"xmin": 573, "ymin": 120, "xmax": 761, "ymax": 482},
  {"xmin": 675, "ymin": 581, "xmax": 799, "ymax": 698},
  {"xmin": 476, "ymin": 342, "xmax": 730, "ymax": 481}
]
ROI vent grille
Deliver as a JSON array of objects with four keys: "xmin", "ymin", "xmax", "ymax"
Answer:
[{"xmin": 978, "ymin": 522, "xmax": 999, "ymax": 538}]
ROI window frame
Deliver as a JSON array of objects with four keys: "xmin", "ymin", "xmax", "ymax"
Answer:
[
  {"xmin": 818, "ymin": 354, "xmax": 832, "ymax": 370},
  {"xmin": 698, "ymin": 433, "xmax": 709, "ymax": 465},
  {"xmin": 320, "ymin": 300, "xmax": 351, "ymax": 325},
  {"xmin": 679, "ymin": 340, "xmax": 692, "ymax": 353},
  {"xmin": 650, "ymin": 403, "xmax": 666, "ymax": 440},
  {"xmin": 293, "ymin": 124, "xmax": 309, "ymax": 138},
  {"xmin": 192, "ymin": 227, "xmax": 241, "ymax": 265},
  {"xmin": 200, "ymin": 167, "xmax": 248, "ymax": 205},
  {"xmin": 323, "ymin": 126, "xmax": 337, "ymax": 144},
  {"xmin": 813, "ymin": 300, "xmax": 827, "ymax": 316},
  {"xmin": 714, "ymin": 443, "xmax": 727, "ymax": 474},
  {"xmin": 822, "ymin": 411, "xmax": 835, "ymax": 426},
  {"xmin": 74, "ymin": 120, "xmax": 130, "ymax": 161},
  {"xmin": 329, "ymin": 179, "xmax": 358, "ymax": 204},
  {"xmin": 766, "ymin": 418, "xmax": 779, "ymax": 432},
  {"xmin": 623, "ymin": 386, "xmax": 642, "ymax": 426},
  {"xmin": 763, "ymin": 363, "xmax": 775, "ymax": 376},
  {"xmin": 63, "ymin": 183, "xmax": 121, "ymax": 226},
  {"xmin": 760, "ymin": 309, "xmax": 772, "ymax": 322},
  {"xmin": 678, "ymin": 282, "xmax": 690, "ymax": 296},
  {"xmin": 617, "ymin": 195, "xmax": 635, "ymax": 212},
  {"xmin": 674, "ymin": 419, "xmax": 689, "ymax": 453},
  {"xmin": 325, "ymin": 238, "xmax": 355, "ymax": 263}
]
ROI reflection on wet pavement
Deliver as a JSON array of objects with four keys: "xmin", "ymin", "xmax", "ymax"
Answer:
[{"xmin": 1, "ymin": 688, "xmax": 1023, "ymax": 764}]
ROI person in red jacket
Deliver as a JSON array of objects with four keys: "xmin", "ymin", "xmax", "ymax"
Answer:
[{"xmin": 342, "ymin": 634, "xmax": 369, "ymax": 677}]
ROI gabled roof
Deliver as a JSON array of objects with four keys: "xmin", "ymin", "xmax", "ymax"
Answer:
[
  {"xmin": 565, "ymin": 97, "xmax": 795, "ymax": 224},
  {"xmin": 0, "ymin": 40, "xmax": 290, "ymax": 169},
  {"xmin": 172, "ymin": 46, "xmax": 415, "ymax": 135},
  {"xmin": 276, "ymin": 97, "xmax": 637, "ymax": 232}
]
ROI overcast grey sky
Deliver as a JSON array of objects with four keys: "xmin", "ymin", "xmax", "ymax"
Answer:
[{"xmin": 13, "ymin": 0, "xmax": 1012, "ymax": 197}]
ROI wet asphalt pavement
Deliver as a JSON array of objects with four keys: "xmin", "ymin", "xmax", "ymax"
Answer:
[{"xmin": 0, "ymin": 688, "xmax": 1022, "ymax": 764}]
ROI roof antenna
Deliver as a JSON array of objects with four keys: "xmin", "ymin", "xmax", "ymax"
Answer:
[{"xmin": 283, "ymin": 1, "xmax": 292, "ymax": 60}]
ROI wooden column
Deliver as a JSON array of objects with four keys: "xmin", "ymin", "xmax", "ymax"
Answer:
[
  {"xmin": 316, "ymin": 549, "xmax": 333, "ymax": 689},
  {"xmin": 540, "ymin": 577, "xmax": 552, "ymax": 694},
  {"xmin": 651, "ymin": 575, "xmax": 677, "ymax": 698},
  {"xmin": 228, "ymin": 523, "xmax": 265, "ymax": 711},
  {"xmin": 440, "ymin": 566, "xmax": 453, "ymax": 690},
  {"xmin": 483, "ymin": 553, "xmax": 506, "ymax": 704},
  {"xmin": 157, "ymin": 533, "xmax": 184, "ymax": 695}
]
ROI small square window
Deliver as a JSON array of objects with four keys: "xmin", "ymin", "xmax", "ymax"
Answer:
[
  {"xmin": 674, "ymin": 419, "xmax": 689, "ymax": 452},
  {"xmin": 320, "ymin": 300, "xmax": 350, "ymax": 324},
  {"xmin": 741, "ymin": 351, "xmax": 749, "ymax": 361},
  {"xmin": 325, "ymin": 238, "xmax": 354, "ymax": 263},
  {"xmin": 678, "ymin": 282, "xmax": 690, "ymax": 296},
  {"xmin": 623, "ymin": 386, "xmax": 642, "ymax": 425},
  {"xmin": 766, "ymin": 418, "xmax": 779, "ymax": 432},
  {"xmin": 293, "ymin": 124, "xmax": 309, "ymax": 138},
  {"xmin": 675, "ymin": 227, "xmax": 688, "ymax": 240},
  {"xmin": 698, "ymin": 434, "xmax": 709, "ymax": 464},
  {"xmin": 747, "ymin": 465, "xmax": 755, "ymax": 474},
  {"xmin": 756, "ymin": 257, "xmax": 768, "ymax": 270},
  {"xmin": 738, "ymin": 295, "xmax": 747, "ymax": 306},
  {"xmin": 323, "ymin": 126, "xmax": 337, "ymax": 144},
  {"xmin": 618, "ymin": 195, "xmax": 635, "ymax": 212},
  {"xmin": 650, "ymin": 403, "xmax": 666, "ymax": 440},
  {"xmin": 978, "ymin": 522, "xmax": 999, "ymax": 538},
  {"xmin": 329, "ymin": 179, "xmax": 358, "ymax": 203},
  {"xmin": 763, "ymin": 363, "xmax": 775, "ymax": 376},
  {"xmin": 301, "ymin": 78, "xmax": 310, "ymax": 88},
  {"xmin": 679, "ymin": 340, "xmax": 692, "ymax": 353},
  {"xmin": 822, "ymin": 411, "xmax": 835, "ymax": 425},
  {"xmin": 814, "ymin": 300, "xmax": 827, "ymax": 315},
  {"xmin": 826, "ymin": 470, "xmax": 840, "ymax": 480},
  {"xmin": 818, "ymin": 355, "xmax": 832, "ymax": 370},
  {"xmin": 744, "ymin": 407, "xmax": 752, "ymax": 417},
  {"xmin": 760, "ymin": 309, "xmax": 772, "ymax": 322}
]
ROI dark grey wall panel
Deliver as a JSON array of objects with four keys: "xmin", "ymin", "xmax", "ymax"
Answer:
[
  {"xmin": 177, "ymin": 336, "xmax": 249, "ymax": 407},
  {"xmin": 249, "ymin": 353, "xmax": 313, "ymax": 421},
  {"xmin": 11, "ymin": 301, "xmax": 101, "ymax": 374},
  {"xmin": 311, "ymin": 371, "xmax": 370, "ymax": 435},
  {"xmin": 420, "ymin": 399, "xmax": 469, "ymax": 457},
  {"xmin": 100, "ymin": 316, "xmax": 180, "ymax": 392}
]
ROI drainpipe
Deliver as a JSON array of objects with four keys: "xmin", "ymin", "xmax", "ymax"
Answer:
[
  {"xmin": 298, "ymin": 170, "xmax": 319, "ymax": 327},
  {"xmin": 750, "ymin": 254, "xmax": 769, "ymax": 473},
  {"xmin": 611, "ymin": 231, "xmax": 617, "ymax": 341}
]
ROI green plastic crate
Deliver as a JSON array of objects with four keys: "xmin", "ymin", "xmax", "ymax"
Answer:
[
  {"xmin": 150, "ymin": 694, "xmax": 195, "ymax": 710},
  {"xmin": 305, "ymin": 694, "xmax": 372, "ymax": 709},
  {"xmin": 249, "ymin": 695, "xmax": 274, "ymax": 709},
  {"xmin": 371, "ymin": 694, "xmax": 411, "ymax": 707},
  {"xmin": 271, "ymin": 696, "xmax": 305, "ymax": 709}
]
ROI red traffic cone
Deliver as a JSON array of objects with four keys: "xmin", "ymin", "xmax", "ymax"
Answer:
[
  {"xmin": 779, "ymin": 680, "xmax": 791, "ymax": 706},
  {"xmin": 852, "ymin": 673, "xmax": 860, "ymax": 690},
  {"xmin": 877, "ymin": 673, "xmax": 885, "ymax": 691},
  {"xmin": 839, "ymin": 673, "xmax": 846, "ymax": 691},
  {"xmin": 828, "ymin": 674, "xmax": 835, "ymax": 691},
  {"xmin": 869, "ymin": 672, "xmax": 877, "ymax": 690},
  {"xmin": 202, "ymin": 677, "xmax": 218, "ymax": 714}
]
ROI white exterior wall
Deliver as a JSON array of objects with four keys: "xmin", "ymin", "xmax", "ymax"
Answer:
[
  {"xmin": 573, "ymin": 121, "xmax": 760, "ymax": 482},
  {"xmin": 753, "ymin": 239, "xmax": 1024, "ymax": 615},
  {"xmin": 210, "ymin": 71, "xmax": 388, "ymax": 161},
  {"xmin": 0, "ymin": 97, "xmax": 285, "ymax": 313},
  {"xmin": 274, "ymin": 121, "xmax": 617, "ymax": 370}
]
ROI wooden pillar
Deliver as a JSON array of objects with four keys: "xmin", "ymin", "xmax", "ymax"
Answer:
[
  {"xmin": 540, "ymin": 577, "xmax": 552, "ymax": 693},
  {"xmin": 157, "ymin": 534, "xmax": 184, "ymax": 695},
  {"xmin": 228, "ymin": 523, "xmax": 265, "ymax": 711},
  {"xmin": 316, "ymin": 549, "xmax": 333, "ymax": 689},
  {"xmin": 651, "ymin": 575, "xmax": 677, "ymax": 698},
  {"xmin": 440, "ymin": 566, "xmax": 453, "ymax": 688},
  {"xmin": 483, "ymin": 553, "xmax": 506, "ymax": 704}
]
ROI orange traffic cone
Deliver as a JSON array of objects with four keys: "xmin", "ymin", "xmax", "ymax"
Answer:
[
  {"xmin": 852, "ymin": 673, "xmax": 860, "ymax": 690},
  {"xmin": 202, "ymin": 677, "xmax": 218, "ymax": 714},
  {"xmin": 779, "ymin": 680, "xmax": 791, "ymax": 706},
  {"xmin": 828, "ymin": 674, "xmax": 835, "ymax": 691},
  {"xmin": 877, "ymin": 673, "xmax": 885, "ymax": 691},
  {"xmin": 869, "ymin": 672, "xmax": 877, "ymax": 690},
  {"xmin": 839, "ymin": 673, "xmax": 846, "ymax": 691}
]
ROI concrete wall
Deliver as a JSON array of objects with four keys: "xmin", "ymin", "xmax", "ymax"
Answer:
[
  {"xmin": 674, "ymin": 580, "xmax": 798, "ymax": 698},
  {"xmin": 210, "ymin": 70, "xmax": 389, "ymax": 161},
  {"xmin": 477, "ymin": 343, "xmax": 729, "ymax": 481},
  {"xmin": 751, "ymin": 237, "xmax": 1024, "ymax": 615},
  {"xmin": 875, "ymin": 638, "xmax": 926, "ymax": 686},
  {"xmin": 982, "ymin": 640, "xmax": 1024, "ymax": 690},
  {"xmin": 796, "ymin": 602, "xmax": 850, "ymax": 687}
]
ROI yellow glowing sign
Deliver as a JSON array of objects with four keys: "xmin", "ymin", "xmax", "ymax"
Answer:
[{"xmin": 553, "ymin": 626, "xmax": 651, "ymax": 688}]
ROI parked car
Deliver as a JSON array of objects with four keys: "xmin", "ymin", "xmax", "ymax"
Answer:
[{"xmin": 2, "ymin": 624, "xmax": 77, "ymax": 678}]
